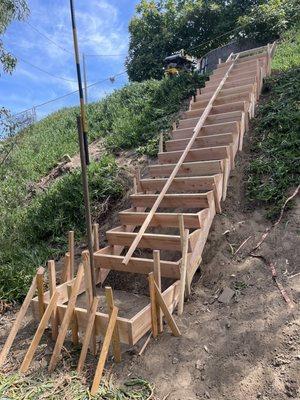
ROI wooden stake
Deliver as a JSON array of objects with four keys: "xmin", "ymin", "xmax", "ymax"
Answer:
[
  {"xmin": 77, "ymin": 296, "xmax": 99, "ymax": 373},
  {"xmin": 82, "ymin": 250, "xmax": 96, "ymax": 354},
  {"xmin": 61, "ymin": 252, "xmax": 70, "ymax": 284},
  {"xmin": 68, "ymin": 230, "xmax": 75, "ymax": 279},
  {"xmin": 20, "ymin": 291, "xmax": 59, "ymax": 373},
  {"xmin": 36, "ymin": 267, "xmax": 45, "ymax": 320},
  {"xmin": 153, "ymin": 250, "xmax": 163, "ymax": 333},
  {"xmin": 49, "ymin": 264, "xmax": 84, "ymax": 372},
  {"xmin": 153, "ymin": 280, "xmax": 181, "ymax": 337},
  {"xmin": 178, "ymin": 214, "xmax": 185, "ymax": 250},
  {"xmin": 48, "ymin": 260, "xmax": 59, "ymax": 340},
  {"xmin": 148, "ymin": 273, "xmax": 158, "ymax": 338},
  {"xmin": 178, "ymin": 229, "xmax": 189, "ymax": 315},
  {"xmin": 105, "ymin": 287, "xmax": 121, "ymax": 363},
  {"xmin": 93, "ymin": 223, "xmax": 100, "ymax": 252},
  {"xmin": 159, "ymin": 132, "xmax": 164, "ymax": 153},
  {"xmin": 122, "ymin": 55, "xmax": 240, "ymax": 266},
  {"xmin": 91, "ymin": 306, "xmax": 118, "ymax": 396},
  {"xmin": 0, "ymin": 275, "xmax": 37, "ymax": 368},
  {"xmin": 67, "ymin": 284, "xmax": 79, "ymax": 346}
]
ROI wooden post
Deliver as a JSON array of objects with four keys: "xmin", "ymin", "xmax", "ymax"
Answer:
[
  {"xmin": 36, "ymin": 267, "xmax": 45, "ymax": 320},
  {"xmin": 93, "ymin": 223, "xmax": 99, "ymax": 252},
  {"xmin": 68, "ymin": 231, "xmax": 75, "ymax": 279},
  {"xmin": 91, "ymin": 306, "xmax": 118, "ymax": 396},
  {"xmin": 49, "ymin": 264, "xmax": 84, "ymax": 372},
  {"xmin": 153, "ymin": 280, "xmax": 181, "ymax": 337},
  {"xmin": 159, "ymin": 132, "xmax": 164, "ymax": 153},
  {"xmin": 218, "ymin": 58, "xmax": 222, "ymax": 64},
  {"xmin": 122, "ymin": 55, "xmax": 240, "ymax": 266},
  {"xmin": 148, "ymin": 273, "xmax": 158, "ymax": 338},
  {"xmin": 178, "ymin": 229, "xmax": 189, "ymax": 315},
  {"xmin": 67, "ymin": 284, "xmax": 79, "ymax": 346},
  {"xmin": 82, "ymin": 250, "xmax": 97, "ymax": 354},
  {"xmin": 20, "ymin": 291, "xmax": 59, "ymax": 373},
  {"xmin": 77, "ymin": 296, "xmax": 99, "ymax": 373},
  {"xmin": 61, "ymin": 252, "xmax": 70, "ymax": 284},
  {"xmin": 0, "ymin": 275, "xmax": 37, "ymax": 367},
  {"xmin": 48, "ymin": 260, "xmax": 59, "ymax": 340},
  {"xmin": 105, "ymin": 287, "xmax": 121, "ymax": 362},
  {"xmin": 153, "ymin": 250, "xmax": 163, "ymax": 333},
  {"xmin": 178, "ymin": 214, "xmax": 185, "ymax": 249}
]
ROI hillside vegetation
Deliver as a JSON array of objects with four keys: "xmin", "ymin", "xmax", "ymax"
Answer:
[
  {"xmin": 247, "ymin": 26, "xmax": 300, "ymax": 217},
  {"xmin": 0, "ymin": 73, "xmax": 205, "ymax": 301}
]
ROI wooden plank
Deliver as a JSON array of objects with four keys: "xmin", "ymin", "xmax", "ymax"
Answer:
[
  {"xmin": 48, "ymin": 263, "xmax": 84, "ymax": 372},
  {"xmin": 36, "ymin": 267, "xmax": 45, "ymax": 320},
  {"xmin": 68, "ymin": 231, "xmax": 75, "ymax": 279},
  {"xmin": 77, "ymin": 296, "xmax": 99, "ymax": 373},
  {"xmin": 148, "ymin": 160, "xmax": 223, "ymax": 178},
  {"xmin": 172, "ymin": 121, "xmax": 239, "ymax": 140},
  {"xmin": 67, "ymin": 284, "xmax": 79, "ymax": 346},
  {"xmin": 140, "ymin": 175, "xmax": 217, "ymax": 194},
  {"xmin": 165, "ymin": 133, "xmax": 236, "ymax": 152},
  {"xmin": 20, "ymin": 291, "xmax": 59, "ymax": 373},
  {"xmin": 0, "ymin": 275, "xmax": 37, "ymax": 368},
  {"xmin": 184, "ymin": 100, "xmax": 247, "ymax": 119},
  {"xmin": 105, "ymin": 287, "xmax": 121, "ymax": 363},
  {"xmin": 159, "ymin": 132, "xmax": 163, "ymax": 153},
  {"xmin": 130, "ymin": 193, "xmax": 210, "ymax": 209},
  {"xmin": 107, "ymin": 230, "xmax": 186, "ymax": 252},
  {"xmin": 178, "ymin": 228, "xmax": 189, "ymax": 315},
  {"xmin": 148, "ymin": 273, "xmax": 158, "ymax": 338},
  {"xmin": 93, "ymin": 223, "xmax": 100, "ymax": 252},
  {"xmin": 90, "ymin": 306, "xmax": 118, "ymax": 396},
  {"xmin": 158, "ymin": 146, "xmax": 229, "ymax": 164},
  {"xmin": 94, "ymin": 250, "xmax": 180, "ymax": 279},
  {"xmin": 48, "ymin": 260, "xmax": 59, "ymax": 340},
  {"xmin": 153, "ymin": 250, "xmax": 163, "ymax": 333},
  {"xmin": 61, "ymin": 252, "xmax": 70, "ymax": 284},
  {"xmin": 122, "ymin": 55, "xmax": 239, "ymax": 266},
  {"xmin": 153, "ymin": 281, "xmax": 181, "ymax": 336}
]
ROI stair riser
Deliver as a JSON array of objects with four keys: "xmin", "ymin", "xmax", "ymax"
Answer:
[
  {"xmin": 131, "ymin": 195, "xmax": 209, "ymax": 209},
  {"xmin": 184, "ymin": 101, "xmax": 247, "ymax": 119},
  {"xmin": 191, "ymin": 92, "xmax": 252, "ymax": 110},
  {"xmin": 178, "ymin": 112, "xmax": 243, "ymax": 130},
  {"xmin": 172, "ymin": 121, "xmax": 239, "ymax": 140},
  {"xmin": 158, "ymin": 147, "xmax": 229, "ymax": 164},
  {"xmin": 107, "ymin": 233, "xmax": 185, "ymax": 251},
  {"xmin": 140, "ymin": 177, "xmax": 216, "ymax": 193},
  {"xmin": 165, "ymin": 133, "xmax": 236, "ymax": 152},
  {"xmin": 148, "ymin": 161, "xmax": 223, "ymax": 178}
]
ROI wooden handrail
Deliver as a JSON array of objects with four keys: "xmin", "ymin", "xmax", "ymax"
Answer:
[{"xmin": 122, "ymin": 54, "xmax": 239, "ymax": 266}]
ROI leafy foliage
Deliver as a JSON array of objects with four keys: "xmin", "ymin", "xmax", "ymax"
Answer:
[
  {"xmin": 247, "ymin": 29, "xmax": 300, "ymax": 218},
  {"xmin": 126, "ymin": 0, "xmax": 300, "ymax": 81},
  {"xmin": 0, "ymin": 0, "xmax": 29, "ymax": 74}
]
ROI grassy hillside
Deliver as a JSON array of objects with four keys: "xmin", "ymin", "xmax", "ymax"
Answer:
[
  {"xmin": 0, "ymin": 73, "xmax": 205, "ymax": 301},
  {"xmin": 247, "ymin": 26, "xmax": 300, "ymax": 218}
]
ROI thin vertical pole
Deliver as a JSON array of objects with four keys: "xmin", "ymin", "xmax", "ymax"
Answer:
[
  {"xmin": 83, "ymin": 53, "xmax": 88, "ymax": 104},
  {"xmin": 70, "ymin": 0, "xmax": 95, "ymax": 295}
]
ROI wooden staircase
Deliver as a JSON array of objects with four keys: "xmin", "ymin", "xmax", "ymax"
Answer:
[{"xmin": 91, "ymin": 43, "xmax": 276, "ymax": 344}]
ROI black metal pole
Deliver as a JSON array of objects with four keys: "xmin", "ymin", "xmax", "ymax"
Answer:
[{"xmin": 70, "ymin": 0, "xmax": 96, "ymax": 295}]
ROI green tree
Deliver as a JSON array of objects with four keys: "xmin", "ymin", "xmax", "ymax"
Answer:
[
  {"xmin": 0, "ymin": 0, "xmax": 29, "ymax": 74},
  {"xmin": 126, "ymin": 0, "xmax": 300, "ymax": 82}
]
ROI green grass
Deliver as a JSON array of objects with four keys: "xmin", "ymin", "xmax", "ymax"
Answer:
[
  {"xmin": 247, "ymin": 26, "xmax": 300, "ymax": 218},
  {"xmin": 0, "ymin": 373, "xmax": 153, "ymax": 399},
  {"xmin": 0, "ymin": 73, "xmax": 206, "ymax": 301}
]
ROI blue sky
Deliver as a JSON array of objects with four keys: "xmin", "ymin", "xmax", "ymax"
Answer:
[{"xmin": 1, "ymin": 0, "xmax": 139, "ymax": 119}]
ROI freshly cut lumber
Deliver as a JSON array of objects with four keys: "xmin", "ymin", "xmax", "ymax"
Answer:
[
  {"xmin": 139, "ymin": 175, "xmax": 222, "ymax": 194},
  {"xmin": 172, "ymin": 121, "xmax": 239, "ymax": 140},
  {"xmin": 165, "ymin": 132, "xmax": 237, "ymax": 152},
  {"xmin": 158, "ymin": 146, "xmax": 229, "ymax": 164},
  {"xmin": 48, "ymin": 264, "xmax": 84, "ymax": 372},
  {"xmin": 192, "ymin": 92, "xmax": 252, "ymax": 110},
  {"xmin": 120, "ymin": 208, "xmax": 205, "ymax": 228},
  {"xmin": 36, "ymin": 267, "xmax": 45, "ymax": 320},
  {"xmin": 77, "ymin": 296, "xmax": 99, "ymax": 373},
  {"xmin": 0, "ymin": 276, "xmax": 37, "ymax": 368},
  {"xmin": 153, "ymin": 280, "xmax": 181, "ymax": 336},
  {"xmin": 107, "ymin": 229, "xmax": 189, "ymax": 252},
  {"xmin": 178, "ymin": 228, "xmax": 189, "ymax": 315},
  {"xmin": 94, "ymin": 249, "xmax": 181, "ymax": 278},
  {"xmin": 148, "ymin": 160, "xmax": 224, "ymax": 178},
  {"xmin": 153, "ymin": 250, "xmax": 163, "ymax": 333},
  {"xmin": 67, "ymin": 284, "xmax": 79, "ymax": 346},
  {"xmin": 184, "ymin": 100, "xmax": 248, "ymax": 119},
  {"xmin": 122, "ymin": 56, "xmax": 239, "ymax": 265},
  {"xmin": 48, "ymin": 260, "xmax": 59, "ymax": 340},
  {"xmin": 20, "ymin": 291, "xmax": 59, "ymax": 373},
  {"xmin": 148, "ymin": 273, "xmax": 158, "ymax": 338},
  {"xmin": 105, "ymin": 287, "xmax": 121, "ymax": 363},
  {"xmin": 90, "ymin": 306, "xmax": 118, "ymax": 396},
  {"xmin": 130, "ymin": 192, "xmax": 211, "ymax": 209},
  {"xmin": 199, "ymin": 84, "xmax": 255, "ymax": 99},
  {"xmin": 68, "ymin": 231, "xmax": 75, "ymax": 279}
]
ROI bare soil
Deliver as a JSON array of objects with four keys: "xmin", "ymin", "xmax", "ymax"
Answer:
[{"xmin": 0, "ymin": 127, "xmax": 299, "ymax": 399}]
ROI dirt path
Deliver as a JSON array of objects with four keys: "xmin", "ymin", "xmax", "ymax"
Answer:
[{"xmin": 0, "ymin": 130, "xmax": 299, "ymax": 399}]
